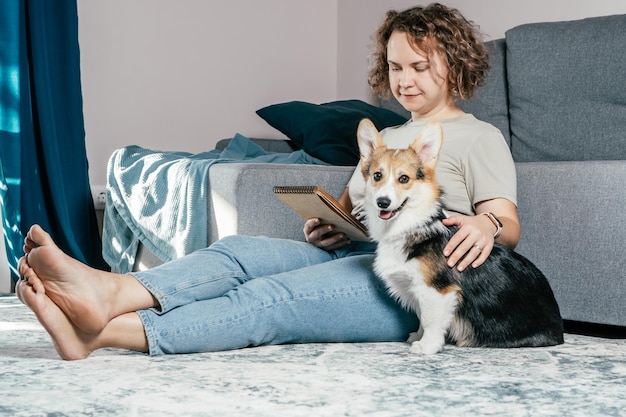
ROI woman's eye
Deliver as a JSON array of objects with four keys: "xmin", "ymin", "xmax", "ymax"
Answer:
[
  {"xmin": 373, "ymin": 172, "xmax": 383, "ymax": 181},
  {"xmin": 399, "ymin": 175, "xmax": 409, "ymax": 184}
]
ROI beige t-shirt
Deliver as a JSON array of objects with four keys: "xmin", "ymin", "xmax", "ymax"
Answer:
[{"xmin": 348, "ymin": 114, "xmax": 517, "ymax": 223}]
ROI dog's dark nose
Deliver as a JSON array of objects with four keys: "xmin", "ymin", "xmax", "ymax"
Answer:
[{"xmin": 377, "ymin": 197, "xmax": 391, "ymax": 209}]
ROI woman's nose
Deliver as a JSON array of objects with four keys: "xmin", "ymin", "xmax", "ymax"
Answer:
[{"xmin": 398, "ymin": 71, "xmax": 411, "ymax": 87}]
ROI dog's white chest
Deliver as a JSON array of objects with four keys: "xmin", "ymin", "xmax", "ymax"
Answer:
[{"xmin": 373, "ymin": 242, "xmax": 429, "ymax": 311}]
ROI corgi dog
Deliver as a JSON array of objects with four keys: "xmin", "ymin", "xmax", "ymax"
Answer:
[{"xmin": 356, "ymin": 119, "xmax": 564, "ymax": 354}]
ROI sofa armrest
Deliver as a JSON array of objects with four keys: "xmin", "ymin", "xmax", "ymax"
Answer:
[
  {"xmin": 133, "ymin": 163, "xmax": 354, "ymax": 271},
  {"xmin": 208, "ymin": 163, "xmax": 356, "ymax": 243},
  {"xmin": 216, "ymin": 138, "xmax": 299, "ymax": 153},
  {"xmin": 515, "ymin": 160, "xmax": 626, "ymax": 326}
]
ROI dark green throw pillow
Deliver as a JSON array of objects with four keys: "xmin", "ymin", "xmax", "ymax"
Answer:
[{"xmin": 256, "ymin": 100, "xmax": 408, "ymax": 166}]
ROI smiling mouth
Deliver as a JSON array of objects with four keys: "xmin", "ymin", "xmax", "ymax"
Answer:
[
  {"xmin": 400, "ymin": 92, "xmax": 421, "ymax": 99},
  {"xmin": 378, "ymin": 209, "xmax": 397, "ymax": 220},
  {"xmin": 378, "ymin": 198, "xmax": 408, "ymax": 220}
]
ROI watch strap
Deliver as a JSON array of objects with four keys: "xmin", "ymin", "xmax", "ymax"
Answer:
[{"xmin": 482, "ymin": 212, "xmax": 503, "ymax": 239}]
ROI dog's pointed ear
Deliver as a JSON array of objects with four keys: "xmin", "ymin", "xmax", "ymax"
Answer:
[
  {"xmin": 410, "ymin": 122, "xmax": 443, "ymax": 169},
  {"xmin": 357, "ymin": 118, "xmax": 385, "ymax": 163}
]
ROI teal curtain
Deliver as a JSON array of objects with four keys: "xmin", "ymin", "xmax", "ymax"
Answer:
[{"xmin": 0, "ymin": 0, "xmax": 107, "ymax": 288}]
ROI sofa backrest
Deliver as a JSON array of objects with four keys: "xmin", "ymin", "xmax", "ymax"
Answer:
[
  {"xmin": 505, "ymin": 14, "xmax": 626, "ymax": 162},
  {"xmin": 381, "ymin": 38, "xmax": 512, "ymax": 147},
  {"xmin": 381, "ymin": 14, "xmax": 626, "ymax": 163},
  {"xmin": 457, "ymin": 38, "xmax": 511, "ymax": 147},
  {"xmin": 379, "ymin": 39, "xmax": 511, "ymax": 146}
]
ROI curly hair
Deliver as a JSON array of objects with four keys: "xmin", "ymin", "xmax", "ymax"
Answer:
[{"xmin": 368, "ymin": 3, "xmax": 489, "ymax": 101}]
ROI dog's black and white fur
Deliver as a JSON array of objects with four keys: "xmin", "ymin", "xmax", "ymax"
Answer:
[{"xmin": 356, "ymin": 119, "xmax": 564, "ymax": 354}]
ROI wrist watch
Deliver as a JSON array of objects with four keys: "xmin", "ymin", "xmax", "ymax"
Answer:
[{"xmin": 482, "ymin": 212, "xmax": 503, "ymax": 239}]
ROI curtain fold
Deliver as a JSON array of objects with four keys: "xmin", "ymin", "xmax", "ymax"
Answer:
[{"xmin": 0, "ymin": 0, "xmax": 108, "ymax": 288}]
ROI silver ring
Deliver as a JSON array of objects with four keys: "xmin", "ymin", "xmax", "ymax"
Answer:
[{"xmin": 474, "ymin": 244, "xmax": 482, "ymax": 251}]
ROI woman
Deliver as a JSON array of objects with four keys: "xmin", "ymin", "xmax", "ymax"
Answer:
[{"xmin": 16, "ymin": 3, "xmax": 519, "ymax": 360}]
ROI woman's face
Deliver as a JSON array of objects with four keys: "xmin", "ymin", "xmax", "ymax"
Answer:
[{"xmin": 387, "ymin": 31, "xmax": 453, "ymax": 120}]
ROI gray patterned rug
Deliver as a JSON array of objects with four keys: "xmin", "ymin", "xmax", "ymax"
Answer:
[{"xmin": 1, "ymin": 295, "xmax": 625, "ymax": 417}]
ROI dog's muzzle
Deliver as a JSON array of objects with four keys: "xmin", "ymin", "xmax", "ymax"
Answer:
[{"xmin": 376, "ymin": 197, "xmax": 408, "ymax": 220}]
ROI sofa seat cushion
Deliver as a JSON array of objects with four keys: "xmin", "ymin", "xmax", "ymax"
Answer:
[{"xmin": 506, "ymin": 14, "xmax": 626, "ymax": 162}]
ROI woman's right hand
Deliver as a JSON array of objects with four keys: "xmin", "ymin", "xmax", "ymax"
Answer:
[{"xmin": 304, "ymin": 218, "xmax": 351, "ymax": 250}]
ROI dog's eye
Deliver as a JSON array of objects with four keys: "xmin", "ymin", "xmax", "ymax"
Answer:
[
  {"xmin": 373, "ymin": 172, "xmax": 382, "ymax": 182},
  {"xmin": 399, "ymin": 175, "xmax": 409, "ymax": 184},
  {"xmin": 416, "ymin": 168, "xmax": 425, "ymax": 180}
]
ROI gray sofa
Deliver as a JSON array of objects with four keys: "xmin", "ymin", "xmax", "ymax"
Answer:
[{"xmin": 135, "ymin": 14, "xmax": 626, "ymax": 329}]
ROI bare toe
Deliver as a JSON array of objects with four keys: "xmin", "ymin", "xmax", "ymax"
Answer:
[
  {"xmin": 24, "ymin": 225, "xmax": 112, "ymax": 334},
  {"xmin": 23, "ymin": 224, "xmax": 52, "ymax": 253},
  {"xmin": 18, "ymin": 271, "xmax": 95, "ymax": 360}
]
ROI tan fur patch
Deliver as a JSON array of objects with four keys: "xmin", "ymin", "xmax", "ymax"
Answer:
[
  {"xmin": 418, "ymin": 254, "xmax": 460, "ymax": 295},
  {"xmin": 449, "ymin": 315, "xmax": 475, "ymax": 347},
  {"xmin": 367, "ymin": 147, "xmax": 440, "ymax": 198}
]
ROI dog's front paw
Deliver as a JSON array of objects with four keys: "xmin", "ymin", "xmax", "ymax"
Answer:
[
  {"xmin": 407, "ymin": 331, "xmax": 422, "ymax": 343},
  {"xmin": 409, "ymin": 340, "xmax": 443, "ymax": 355}
]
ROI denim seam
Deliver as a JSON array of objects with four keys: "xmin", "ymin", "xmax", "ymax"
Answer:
[
  {"xmin": 136, "ymin": 309, "xmax": 160, "ymax": 355},
  {"xmin": 160, "ymin": 283, "xmax": 385, "ymax": 335},
  {"xmin": 132, "ymin": 270, "xmax": 247, "ymax": 313}
]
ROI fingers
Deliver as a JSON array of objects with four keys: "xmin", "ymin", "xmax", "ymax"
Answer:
[
  {"xmin": 303, "ymin": 218, "xmax": 321, "ymax": 239},
  {"xmin": 445, "ymin": 236, "xmax": 490, "ymax": 271},
  {"xmin": 471, "ymin": 245, "xmax": 491, "ymax": 269},
  {"xmin": 443, "ymin": 215, "xmax": 493, "ymax": 272},
  {"xmin": 447, "ymin": 240, "xmax": 492, "ymax": 272},
  {"xmin": 303, "ymin": 218, "xmax": 350, "ymax": 250}
]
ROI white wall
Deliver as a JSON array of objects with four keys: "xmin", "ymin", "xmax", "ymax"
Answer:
[
  {"xmin": 77, "ymin": 0, "xmax": 338, "ymax": 187},
  {"xmin": 78, "ymin": 0, "xmax": 626, "ymax": 188},
  {"xmin": 337, "ymin": 0, "xmax": 626, "ymax": 101}
]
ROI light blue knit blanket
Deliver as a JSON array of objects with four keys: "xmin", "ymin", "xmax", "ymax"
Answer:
[{"xmin": 102, "ymin": 134, "xmax": 326, "ymax": 273}]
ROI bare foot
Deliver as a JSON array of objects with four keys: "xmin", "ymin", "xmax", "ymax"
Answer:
[
  {"xmin": 20, "ymin": 224, "xmax": 119, "ymax": 334},
  {"xmin": 15, "ymin": 269, "xmax": 96, "ymax": 360}
]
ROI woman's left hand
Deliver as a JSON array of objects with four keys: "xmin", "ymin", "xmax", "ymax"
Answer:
[
  {"xmin": 441, "ymin": 214, "xmax": 495, "ymax": 272},
  {"xmin": 442, "ymin": 199, "xmax": 521, "ymax": 271}
]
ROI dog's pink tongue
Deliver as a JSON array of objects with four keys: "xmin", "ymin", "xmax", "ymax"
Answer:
[{"xmin": 378, "ymin": 210, "xmax": 394, "ymax": 220}]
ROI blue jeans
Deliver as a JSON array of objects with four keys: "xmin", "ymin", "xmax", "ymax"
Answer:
[{"xmin": 133, "ymin": 235, "xmax": 418, "ymax": 355}]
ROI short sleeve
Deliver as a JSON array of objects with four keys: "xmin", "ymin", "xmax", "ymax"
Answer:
[{"xmin": 465, "ymin": 131, "xmax": 517, "ymax": 208}]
